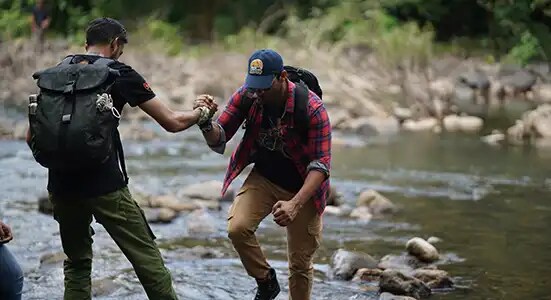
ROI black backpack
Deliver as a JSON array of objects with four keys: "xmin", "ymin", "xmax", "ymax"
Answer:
[
  {"xmin": 241, "ymin": 65, "xmax": 323, "ymax": 141},
  {"xmin": 29, "ymin": 55, "xmax": 128, "ymax": 182}
]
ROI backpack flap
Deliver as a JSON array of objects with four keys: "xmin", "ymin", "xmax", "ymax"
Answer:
[{"xmin": 35, "ymin": 64, "xmax": 117, "ymax": 94}]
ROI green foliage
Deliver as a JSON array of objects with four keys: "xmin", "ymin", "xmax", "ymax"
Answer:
[
  {"xmin": 0, "ymin": 0, "xmax": 31, "ymax": 40},
  {"xmin": 144, "ymin": 18, "xmax": 183, "ymax": 56},
  {"xmin": 373, "ymin": 21, "xmax": 434, "ymax": 70},
  {"xmin": 0, "ymin": 0, "xmax": 549, "ymax": 64},
  {"xmin": 505, "ymin": 31, "xmax": 542, "ymax": 65}
]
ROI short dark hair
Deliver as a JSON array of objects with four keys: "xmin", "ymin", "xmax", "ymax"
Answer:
[{"xmin": 86, "ymin": 17, "xmax": 128, "ymax": 46}]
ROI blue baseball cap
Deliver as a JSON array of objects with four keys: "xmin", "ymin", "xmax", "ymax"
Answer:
[{"xmin": 245, "ymin": 49, "xmax": 284, "ymax": 89}]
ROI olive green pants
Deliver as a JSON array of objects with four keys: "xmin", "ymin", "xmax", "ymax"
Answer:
[{"xmin": 49, "ymin": 187, "xmax": 178, "ymax": 300}]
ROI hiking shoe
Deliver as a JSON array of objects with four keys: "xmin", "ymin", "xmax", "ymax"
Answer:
[{"xmin": 254, "ymin": 268, "xmax": 280, "ymax": 300}]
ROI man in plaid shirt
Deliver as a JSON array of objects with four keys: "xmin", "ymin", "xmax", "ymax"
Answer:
[{"xmin": 195, "ymin": 49, "xmax": 331, "ymax": 300}]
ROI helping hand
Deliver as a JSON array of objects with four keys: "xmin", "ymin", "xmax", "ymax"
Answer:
[
  {"xmin": 193, "ymin": 94, "xmax": 218, "ymax": 114},
  {"xmin": 272, "ymin": 200, "xmax": 299, "ymax": 227}
]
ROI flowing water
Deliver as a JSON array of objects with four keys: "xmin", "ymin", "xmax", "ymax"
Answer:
[{"xmin": 1, "ymin": 120, "xmax": 550, "ymax": 300}]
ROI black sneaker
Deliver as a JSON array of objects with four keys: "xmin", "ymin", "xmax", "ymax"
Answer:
[{"xmin": 254, "ymin": 268, "xmax": 280, "ymax": 300}]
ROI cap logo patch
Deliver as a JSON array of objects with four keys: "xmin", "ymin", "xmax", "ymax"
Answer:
[{"xmin": 249, "ymin": 59, "xmax": 263, "ymax": 75}]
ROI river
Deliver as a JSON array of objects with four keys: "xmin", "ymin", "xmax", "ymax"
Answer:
[{"xmin": 1, "ymin": 120, "xmax": 550, "ymax": 300}]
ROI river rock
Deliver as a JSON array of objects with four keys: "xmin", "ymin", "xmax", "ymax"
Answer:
[
  {"xmin": 349, "ymin": 206, "xmax": 373, "ymax": 221},
  {"xmin": 352, "ymin": 268, "xmax": 383, "ymax": 282},
  {"xmin": 379, "ymin": 269, "xmax": 432, "ymax": 299},
  {"xmin": 506, "ymin": 120, "xmax": 526, "ymax": 145},
  {"xmin": 149, "ymin": 194, "xmax": 200, "ymax": 212},
  {"xmin": 533, "ymin": 84, "xmax": 551, "ymax": 103},
  {"xmin": 324, "ymin": 205, "xmax": 353, "ymax": 217},
  {"xmin": 481, "ymin": 130, "xmax": 505, "ymax": 146},
  {"xmin": 406, "ymin": 238, "xmax": 440, "ymax": 263},
  {"xmin": 38, "ymin": 195, "xmax": 53, "ymax": 215},
  {"xmin": 330, "ymin": 249, "xmax": 379, "ymax": 280},
  {"xmin": 189, "ymin": 245, "xmax": 225, "ymax": 259},
  {"xmin": 392, "ymin": 105, "xmax": 413, "ymax": 123},
  {"xmin": 356, "ymin": 190, "xmax": 397, "ymax": 215},
  {"xmin": 458, "ymin": 70, "xmax": 490, "ymax": 90},
  {"xmin": 186, "ymin": 209, "xmax": 216, "ymax": 235},
  {"xmin": 39, "ymin": 251, "xmax": 67, "ymax": 269},
  {"xmin": 412, "ymin": 268, "xmax": 449, "ymax": 283},
  {"xmin": 143, "ymin": 207, "xmax": 179, "ymax": 224},
  {"xmin": 0, "ymin": 118, "xmax": 13, "ymax": 138},
  {"xmin": 402, "ymin": 118, "xmax": 438, "ymax": 132},
  {"xmin": 443, "ymin": 115, "xmax": 483, "ymax": 132},
  {"xmin": 426, "ymin": 275, "xmax": 454, "ymax": 290},
  {"xmin": 508, "ymin": 104, "xmax": 551, "ymax": 146},
  {"xmin": 412, "ymin": 268, "xmax": 454, "ymax": 290},
  {"xmin": 378, "ymin": 292, "xmax": 417, "ymax": 300},
  {"xmin": 327, "ymin": 185, "xmax": 342, "ymax": 206},
  {"xmin": 342, "ymin": 116, "xmax": 400, "ymax": 136},
  {"xmin": 92, "ymin": 278, "xmax": 122, "ymax": 297},
  {"xmin": 528, "ymin": 106, "xmax": 551, "ymax": 138},
  {"xmin": 177, "ymin": 180, "xmax": 234, "ymax": 202},
  {"xmin": 430, "ymin": 78, "xmax": 455, "ymax": 100},
  {"xmin": 426, "ymin": 236, "xmax": 442, "ymax": 244},
  {"xmin": 378, "ymin": 254, "xmax": 429, "ymax": 273}
]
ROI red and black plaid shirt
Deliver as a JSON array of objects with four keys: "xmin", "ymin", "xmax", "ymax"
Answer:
[{"xmin": 212, "ymin": 81, "xmax": 332, "ymax": 215}]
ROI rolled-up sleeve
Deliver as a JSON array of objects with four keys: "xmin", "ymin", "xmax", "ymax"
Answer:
[
  {"xmin": 208, "ymin": 87, "xmax": 247, "ymax": 154},
  {"xmin": 307, "ymin": 104, "xmax": 331, "ymax": 178}
]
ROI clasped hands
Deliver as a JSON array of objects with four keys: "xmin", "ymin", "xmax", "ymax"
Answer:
[{"xmin": 193, "ymin": 94, "xmax": 218, "ymax": 126}]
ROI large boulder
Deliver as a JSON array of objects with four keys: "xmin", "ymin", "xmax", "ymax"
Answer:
[
  {"xmin": 330, "ymin": 249, "xmax": 379, "ymax": 280},
  {"xmin": 379, "ymin": 269, "xmax": 432, "ymax": 299},
  {"xmin": 406, "ymin": 237, "xmax": 440, "ymax": 263}
]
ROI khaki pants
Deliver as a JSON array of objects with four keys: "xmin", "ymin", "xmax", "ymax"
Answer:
[
  {"xmin": 227, "ymin": 170, "xmax": 322, "ymax": 300},
  {"xmin": 49, "ymin": 187, "xmax": 178, "ymax": 300}
]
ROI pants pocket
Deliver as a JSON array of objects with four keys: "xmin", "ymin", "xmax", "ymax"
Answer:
[
  {"xmin": 123, "ymin": 189, "xmax": 157, "ymax": 240},
  {"xmin": 307, "ymin": 214, "xmax": 323, "ymax": 249}
]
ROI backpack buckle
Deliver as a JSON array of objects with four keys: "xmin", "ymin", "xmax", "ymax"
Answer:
[
  {"xmin": 63, "ymin": 80, "xmax": 76, "ymax": 94},
  {"xmin": 62, "ymin": 114, "xmax": 71, "ymax": 123}
]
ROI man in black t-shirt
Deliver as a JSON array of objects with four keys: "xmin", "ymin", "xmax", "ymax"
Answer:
[{"xmin": 26, "ymin": 18, "xmax": 216, "ymax": 300}]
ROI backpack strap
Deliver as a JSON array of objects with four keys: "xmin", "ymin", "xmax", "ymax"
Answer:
[
  {"xmin": 114, "ymin": 130, "xmax": 129, "ymax": 184},
  {"xmin": 92, "ymin": 57, "xmax": 116, "ymax": 66},
  {"xmin": 60, "ymin": 55, "xmax": 75, "ymax": 65},
  {"xmin": 293, "ymin": 82, "xmax": 310, "ymax": 142}
]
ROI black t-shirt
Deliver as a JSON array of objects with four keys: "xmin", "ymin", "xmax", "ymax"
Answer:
[
  {"xmin": 252, "ymin": 105, "xmax": 304, "ymax": 193},
  {"xmin": 47, "ymin": 55, "xmax": 156, "ymax": 198},
  {"xmin": 32, "ymin": 6, "xmax": 49, "ymax": 26}
]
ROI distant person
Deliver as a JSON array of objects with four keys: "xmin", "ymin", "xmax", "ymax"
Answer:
[
  {"xmin": 27, "ymin": 17, "xmax": 216, "ymax": 300},
  {"xmin": 0, "ymin": 220, "xmax": 24, "ymax": 300},
  {"xmin": 30, "ymin": 0, "xmax": 50, "ymax": 50}
]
